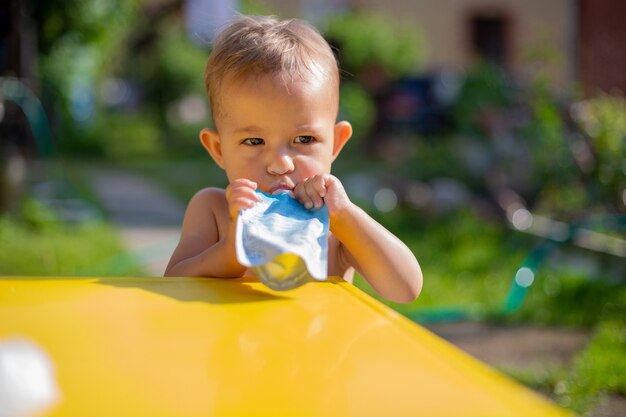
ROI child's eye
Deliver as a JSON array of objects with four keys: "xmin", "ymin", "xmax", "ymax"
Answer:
[
  {"xmin": 294, "ymin": 135, "xmax": 315, "ymax": 144},
  {"xmin": 242, "ymin": 138, "xmax": 264, "ymax": 145}
]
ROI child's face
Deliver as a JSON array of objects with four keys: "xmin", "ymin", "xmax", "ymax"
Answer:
[{"xmin": 201, "ymin": 74, "xmax": 351, "ymax": 194}]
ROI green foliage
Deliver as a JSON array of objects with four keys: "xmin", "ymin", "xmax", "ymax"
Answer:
[
  {"xmin": 533, "ymin": 181, "xmax": 592, "ymax": 218},
  {"xmin": 123, "ymin": 23, "xmax": 209, "ymax": 155},
  {"xmin": 35, "ymin": 0, "xmax": 139, "ymax": 157},
  {"xmin": 82, "ymin": 111, "xmax": 164, "ymax": 160},
  {"xmin": 0, "ymin": 203, "xmax": 144, "ymax": 276},
  {"xmin": 556, "ymin": 320, "xmax": 626, "ymax": 413},
  {"xmin": 517, "ymin": 272, "xmax": 626, "ymax": 328},
  {"xmin": 452, "ymin": 62, "xmax": 515, "ymax": 137},
  {"xmin": 36, "ymin": 0, "xmax": 137, "ymax": 108},
  {"xmin": 325, "ymin": 12, "xmax": 424, "ymax": 77},
  {"xmin": 578, "ymin": 94, "xmax": 626, "ymax": 155},
  {"xmin": 573, "ymin": 94, "xmax": 626, "ymax": 206},
  {"xmin": 239, "ymin": 0, "xmax": 273, "ymax": 15},
  {"xmin": 356, "ymin": 208, "xmax": 625, "ymax": 329},
  {"xmin": 406, "ymin": 138, "xmax": 471, "ymax": 184},
  {"xmin": 33, "ymin": 0, "xmax": 210, "ymax": 159},
  {"xmin": 165, "ymin": 116, "xmax": 208, "ymax": 156},
  {"xmin": 450, "ymin": 62, "xmax": 623, "ymax": 214},
  {"xmin": 354, "ymin": 209, "xmax": 529, "ymax": 313},
  {"xmin": 525, "ymin": 91, "xmax": 626, "ymax": 213},
  {"xmin": 500, "ymin": 321, "xmax": 626, "ymax": 416},
  {"xmin": 20, "ymin": 199, "xmax": 61, "ymax": 232},
  {"xmin": 517, "ymin": 80, "xmax": 580, "ymax": 217},
  {"xmin": 137, "ymin": 24, "xmax": 207, "ymax": 108},
  {"xmin": 32, "ymin": 0, "xmax": 138, "ymax": 54},
  {"xmin": 339, "ymin": 82, "xmax": 376, "ymax": 145},
  {"xmin": 57, "ymin": 20, "xmax": 210, "ymax": 158}
]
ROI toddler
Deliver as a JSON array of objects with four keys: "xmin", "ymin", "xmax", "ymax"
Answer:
[{"xmin": 165, "ymin": 15, "xmax": 422, "ymax": 303}]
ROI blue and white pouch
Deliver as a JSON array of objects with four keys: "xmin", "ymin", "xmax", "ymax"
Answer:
[{"xmin": 235, "ymin": 190, "xmax": 329, "ymax": 290}]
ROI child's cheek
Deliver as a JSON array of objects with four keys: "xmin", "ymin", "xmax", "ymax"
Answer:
[{"xmin": 293, "ymin": 155, "xmax": 329, "ymax": 178}]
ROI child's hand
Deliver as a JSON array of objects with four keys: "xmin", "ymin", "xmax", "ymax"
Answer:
[
  {"xmin": 293, "ymin": 174, "xmax": 351, "ymax": 216},
  {"xmin": 225, "ymin": 179, "xmax": 260, "ymax": 221}
]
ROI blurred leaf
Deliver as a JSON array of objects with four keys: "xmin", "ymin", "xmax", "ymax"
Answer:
[
  {"xmin": 0, "ymin": 215, "xmax": 144, "ymax": 276},
  {"xmin": 325, "ymin": 12, "xmax": 425, "ymax": 77},
  {"xmin": 21, "ymin": 199, "xmax": 61, "ymax": 232},
  {"xmin": 85, "ymin": 111, "xmax": 164, "ymax": 160},
  {"xmin": 452, "ymin": 62, "xmax": 515, "ymax": 137},
  {"xmin": 558, "ymin": 320, "xmax": 626, "ymax": 413},
  {"xmin": 339, "ymin": 81, "xmax": 375, "ymax": 143}
]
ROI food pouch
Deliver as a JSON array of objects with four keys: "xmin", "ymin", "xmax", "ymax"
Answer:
[{"xmin": 235, "ymin": 190, "xmax": 329, "ymax": 290}]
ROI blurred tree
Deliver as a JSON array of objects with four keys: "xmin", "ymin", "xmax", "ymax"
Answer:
[
  {"xmin": 31, "ymin": 0, "xmax": 136, "ymax": 54},
  {"xmin": 324, "ymin": 12, "xmax": 424, "ymax": 79},
  {"xmin": 32, "ymin": 0, "xmax": 212, "ymax": 157},
  {"xmin": 338, "ymin": 81, "xmax": 376, "ymax": 146},
  {"xmin": 452, "ymin": 62, "xmax": 514, "ymax": 138},
  {"xmin": 449, "ymin": 58, "xmax": 625, "ymax": 219},
  {"xmin": 127, "ymin": 20, "xmax": 207, "ymax": 152},
  {"xmin": 571, "ymin": 94, "xmax": 626, "ymax": 212},
  {"xmin": 324, "ymin": 12, "xmax": 425, "ymax": 155},
  {"xmin": 30, "ymin": 0, "xmax": 139, "ymax": 153}
]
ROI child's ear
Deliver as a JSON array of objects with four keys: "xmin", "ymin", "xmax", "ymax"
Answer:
[
  {"xmin": 199, "ymin": 128, "xmax": 225, "ymax": 169},
  {"xmin": 332, "ymin": 121, "xmax": 352, "ymax": 160}
]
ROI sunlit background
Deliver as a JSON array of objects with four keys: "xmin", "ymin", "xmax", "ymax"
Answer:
[{"xmin": 1, "ymin": 0, "xmax": 625, "ymax": 414}]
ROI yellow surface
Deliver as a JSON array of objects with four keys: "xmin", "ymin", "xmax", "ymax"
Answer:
[{"xmin": 0, "ymin": 276, "xmax": 573, "ymax": 417}]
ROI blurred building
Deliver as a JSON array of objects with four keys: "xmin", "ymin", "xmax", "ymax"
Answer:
[
  {"xmin": 257, "ymin": 0, "xmax": 626, "ymax": 95},
  {"xmin": 579, "ymin": 0, "xmax": 626, "ymax": 95}
]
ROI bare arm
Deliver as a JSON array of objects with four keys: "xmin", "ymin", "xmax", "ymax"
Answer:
[
  {"xmin": 294, "ymin": 175, "xmax": 422, "ymax": 303},
  {"xmin": 164, "ymin": 182, "xmax": 258, "ymax": 277},
  {"xmin": 332, "ymin": 203, "xmax": 422, "ymax": 303}
]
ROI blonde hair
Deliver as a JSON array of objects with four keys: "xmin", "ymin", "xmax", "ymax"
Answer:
[{"xmin": 205, "ymin": 15, "xmax": 339, "ymax": 121}]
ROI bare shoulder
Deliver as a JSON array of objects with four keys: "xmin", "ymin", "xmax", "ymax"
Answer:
[
  {"xmin": 182, "ymin": 187, "xmax": 229, "ymax": 236},
  {"xmin": 165, "ymin": 188, "xmax": 229, "ymax": 272},
  {"xmin": 188, "ymin": 187, "xmax": 226, "ymax": 208}
]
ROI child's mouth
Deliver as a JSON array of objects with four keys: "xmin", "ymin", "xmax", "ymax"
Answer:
[{"xmin": 270, "ymin": 183, "xmax": 294, "ymax": 195}]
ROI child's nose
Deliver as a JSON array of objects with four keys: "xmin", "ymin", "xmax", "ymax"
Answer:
[{"xmin": 267, "ymin": 151, "xmax": 295, "ymax": 175}]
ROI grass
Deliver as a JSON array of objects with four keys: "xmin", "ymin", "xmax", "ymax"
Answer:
[
  {"xmin": 0, "ymin": 200, "xmax": 145, "ymax": 277},
  {"xmin": 562, "ymin": 320, "xmax": 626, "ymax": 410},
  {"xmin": 503, "ymin": 319, "xmax": 626, "ymax": 413},
  {"xmin": 353, "ymin": 209, "xmax": 532, "ymax": 315}
]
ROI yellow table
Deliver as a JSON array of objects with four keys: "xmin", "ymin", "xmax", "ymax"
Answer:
[{"xmin": 0, "ymin": 276, "xmax": 573, "ymax": 417}]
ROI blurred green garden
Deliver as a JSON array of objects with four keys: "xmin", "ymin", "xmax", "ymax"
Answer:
[{"xmin": 1, "ymin": 1, "xmax": 625, "ymax": 414}]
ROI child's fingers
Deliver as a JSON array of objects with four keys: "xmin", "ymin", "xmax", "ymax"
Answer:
[
  {"xmin": 226, "ymin": 180, "xmax": 258, "ymax": 200},
  {"xmin": 227, "ymin": 178, "xmax": 257, "ymax": 193},
  {"xmin": 226, "ymin": 179, "xmax": 260, "ymax": 219},
  {"xmin": 230, "ymin": 196, "xmax": 256, "ymax": 211},
  {"xmin": 226, "ymin": 186, "xmax": 258, "ymax": 202},
  {"xmin": 319, "ymin": 175, "xmax": 351, "ymax": 215},
  {"xmin": 313, "ymin": 175, "xmax": 328, "ymax": 198},
  {"xmin": 293, "ymin": 181, "xmax": 312, "ymax": 209},
  {"xmin": 323, "ymin": 175, "xmax": 337, "ymax": 191},
  {"xmin": 296, "ymin": 175, "xmax": 326, "ymax": 209},
  {"xmin": 229, "ymin": 189, "xmax": 259, "ymax": 206},
  {"xmin": 227, "ymin": 194, "xmax": 258, "ymax": 219}
]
